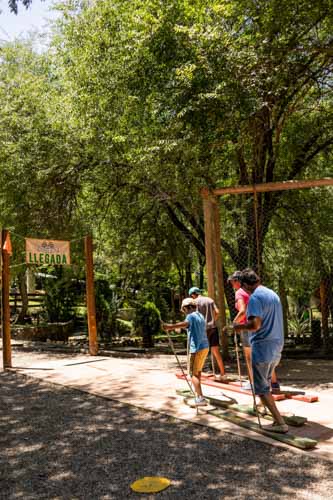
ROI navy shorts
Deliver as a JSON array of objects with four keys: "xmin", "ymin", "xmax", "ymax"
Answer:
[
  {"xmin": 252, "ymin": 356, "xmax": 281, "ymax": 395},
  {"xmin": 207, "ymin": 327, "xmax": 220, "ymax": 347},
  {"xmin": 241, "ymin": 331, "xmax": 251, "ymax": 348}
]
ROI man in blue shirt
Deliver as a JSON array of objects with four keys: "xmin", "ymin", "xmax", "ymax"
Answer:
[
  {"xmin": 162, "ymin": 298, "xmax": 209, "ymax": 406},
  {"xmin": 231, "ymin": 269, "xmax": 288, "ymax": 433}
]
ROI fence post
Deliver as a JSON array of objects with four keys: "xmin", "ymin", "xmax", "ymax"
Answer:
[
  {"xmin": 212, "ymin": 199, "xmax": 228, "ymax": 356},
  {"xmin": 84, "ymin": 235, "xmax": 98, "ymax": 356},
  {"xmin": 1, "ymin": 229, "xmax": 12, "ymax": 368},
  {"xmin": 201, "ymin": 188, "xmax": 215, "ymax": 299}
]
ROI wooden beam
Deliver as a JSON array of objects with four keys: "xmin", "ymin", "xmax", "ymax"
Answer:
[
  {"xmin": 212, "ymin": 178, "xmax": 333, "ymax": 196},
  {"xmin": 212, "ymin": 200, "xmax": 228, "ymax": 355},
  {"xmin": 84, "ymin": 235, "xmax": 98, "ymax": 356},
  {"xmin": 1, "ymin": 229, "xmax": 12, "ymax": 368},
  {"xmin": 201, "ymin": 189, "xmax": 215, "ymax": 299}
]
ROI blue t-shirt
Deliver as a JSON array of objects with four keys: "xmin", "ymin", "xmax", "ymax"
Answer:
[
  {"xmin": 186, "ymin": 311, "xmax": 209, "ymax": 353},
  {"xmin": 247, "ymin": 285, "xmax": 284, "ymax": 363}
]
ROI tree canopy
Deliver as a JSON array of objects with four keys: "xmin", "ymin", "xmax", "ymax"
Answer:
[{"xmin": 0, "ymin": 0, "xmax": 332, "ymax": 317}]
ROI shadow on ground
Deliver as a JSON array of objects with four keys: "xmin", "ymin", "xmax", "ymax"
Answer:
[{"xmin": 1, "ymin": 371, "xmax": 333, "ymax": 499}]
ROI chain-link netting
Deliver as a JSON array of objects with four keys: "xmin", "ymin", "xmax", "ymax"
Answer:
[{"xmin": 219, "ymin": 185, "xmax": 333, "ymax": 354}]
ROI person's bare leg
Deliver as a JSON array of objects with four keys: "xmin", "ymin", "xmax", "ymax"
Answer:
[
  {"xmin": 271, "ymin": 369, "xmax": 278, "ymax": 384},
  {"xmin": 211, "ymin": 346, "xmax": 225, "ymax": 375},
  {"xmin": 191, "ymin": 373, "xmax": 203, "ymax": 397},
  {"xmin": 260, "ymin": 393, "xmax": 285, "ymax": 425},
  {"xmin": 243, "ymin": 346, "xmax": 253, "ymax": 383}
]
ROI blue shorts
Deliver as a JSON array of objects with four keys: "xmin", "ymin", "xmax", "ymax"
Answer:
[{"xmin": 252, "ymin": 356, "xmax": 281, "ymax": 395}]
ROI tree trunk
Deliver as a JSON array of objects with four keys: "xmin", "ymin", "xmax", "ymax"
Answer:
[{"xmin": 18, "ymin": 270, "xmax": 29, "ymax": 323}]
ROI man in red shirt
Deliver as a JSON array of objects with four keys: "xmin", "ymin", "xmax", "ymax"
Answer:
[{"xmin": 228, "ymin": 271, "xmax": 252, "ymax": 389}]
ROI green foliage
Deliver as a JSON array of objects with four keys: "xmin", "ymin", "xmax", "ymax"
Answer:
[
  {"xmin": 0, "ymin": 1, "xmax": 333, "ymax": 330},
  {"xmin": 134, "ymin": 301, "xmax": 161, "ymax": 347},
  {"xmin": 95, "ymin": 280, "xmax": 120, "ymax": 340},
  {"xmin": 115, "ymin": 318, "xmax": 134, "ymax": 337},
  {"xmin": 42, "ymin": 273, "xmax": 82, "ymax": 323},
  {"xmin": 288, "ymin": 316, "xmax": 310, "ymax": 337}
]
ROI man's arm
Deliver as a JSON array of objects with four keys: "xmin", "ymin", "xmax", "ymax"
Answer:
[
  {"xmin": 233, "ymin": 316, "xmax": 262, "ymax": 333},
  {"xmin": 213, "ymin": 304, "xmax": 219, "ymax": 321},
  {"xmin": 162, "ymin": 321, "xmax": 189, "ymax": 332}
]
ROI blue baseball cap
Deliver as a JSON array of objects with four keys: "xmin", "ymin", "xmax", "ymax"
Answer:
[{"xmin": 188, "ymin": 287, "xmax": 201, "ymax": 296}]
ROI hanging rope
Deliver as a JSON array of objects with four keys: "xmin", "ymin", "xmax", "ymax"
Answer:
[{"xmin": 253, "ymin": 187, "xmax": 261, "ymax": 276}]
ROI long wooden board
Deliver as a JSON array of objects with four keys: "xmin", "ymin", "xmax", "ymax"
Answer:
[
  {"xmin": 208, "ymin": 409, "xmax": 317, "ymax": 450},
  {"xmin": 177, "ymin": 390, "xmax": 307, "ymax": 427},
  {"xmin": 176, "ymin": 373, "xmax": 287, "ymax": 400},
  {"xmin": 224, "ymin": 379, "xmax": 318, "ymax": 403},
  {"xmin": 180, "ymin": 372, "xmax": 318, "ymax": 403}
]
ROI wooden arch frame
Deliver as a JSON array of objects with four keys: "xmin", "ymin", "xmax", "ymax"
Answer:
[{"xmin": 201, "ymin": 178, "xmax": 333, "ymax": 354}]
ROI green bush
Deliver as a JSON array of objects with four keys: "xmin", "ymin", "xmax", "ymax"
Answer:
[
  {"xmin": 95, "ymin": 280, "xmax": 120, "ymax": 340},
  {"xmin": 42, "ymin": 276, "xmax": 82, "ymax": 323},
  {"xmin": 134, "ymin": 301, "xmax": 161, "ymax": 348},
  {"xmin": 116, "ymin": 318, "xmax": 134, "ymax": 336},
  {"xmin": 288, "ymin": 315, "xmax": 310, "ymax": 336}
]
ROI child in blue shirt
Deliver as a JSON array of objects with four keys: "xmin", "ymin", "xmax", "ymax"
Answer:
[{"xmin": 163, "ymin": 298, "xmax": 209, "ymax": 406}]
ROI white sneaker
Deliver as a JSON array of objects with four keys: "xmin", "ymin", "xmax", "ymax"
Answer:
[
  {"xmin": 241, "ymin": 381, "xmax": 252, "ymax": 391},
  {"xmin": 214, "ymin": 374, "xmax": 229, "ymax": 382},
  {"xmin": 195, "ymin": 396, "xmax": 208, "ymax": 406}
]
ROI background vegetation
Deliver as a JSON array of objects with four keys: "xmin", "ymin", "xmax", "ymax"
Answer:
[{"xmin": 1, "ymin": 0, "xmax": 332, "ymax": 347}]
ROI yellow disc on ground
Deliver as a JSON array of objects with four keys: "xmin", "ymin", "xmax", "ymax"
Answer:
[{"xmin": 130, "ymin": 476, "xmax": 171, "ymax": 493}]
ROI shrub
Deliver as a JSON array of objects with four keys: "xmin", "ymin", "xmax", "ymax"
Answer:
[
  {"xmin": 43, "ymin": 276, "xmax": 81, "ymax": 323},
  {"xmin": 134, "ymin": 301, "xmax": 161, "ymax": 348},
  {"xmin": 95, "ymin": 280, "xmax": 121, "ymax": 340}
]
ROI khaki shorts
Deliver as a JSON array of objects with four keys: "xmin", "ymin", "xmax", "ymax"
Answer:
[{"xmin": 190, "ymin": 348, "xmax": 209, "ymax": 377}]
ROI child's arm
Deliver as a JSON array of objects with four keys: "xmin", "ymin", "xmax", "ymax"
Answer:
[{"xmin": 162, "ymin": 321, "xmax": 189, "ymax": 331}]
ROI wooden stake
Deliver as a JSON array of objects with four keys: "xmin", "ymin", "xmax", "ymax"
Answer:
[
  {"xmin": 212, "ymin": 200, "xmax": 228, "ymax": 355},
  {"xmin": 84, "ymin": 235, "xmax": 98, "ymax": 356},
  {"xmin": 201, "ymin": 189, "xmax": 215, "ymax": 299},
  {"xmin": 1, "ymin": 229, "xmax": 12, "ymax": 368}
]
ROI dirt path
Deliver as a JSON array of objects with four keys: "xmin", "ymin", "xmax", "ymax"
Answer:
[{"xmin": 1, "ymin": 351, "xmax": 333, "ymax": 499}]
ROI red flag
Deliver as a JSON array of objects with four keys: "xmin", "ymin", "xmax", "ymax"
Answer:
[{"xmin": 3, "ymin": 233, "xmax": 12, "ymax": 255}]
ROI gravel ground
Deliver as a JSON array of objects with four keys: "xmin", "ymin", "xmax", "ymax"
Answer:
[{"xmin": 1, "ymin": 352, "xmax": 333, "ymax": 500}]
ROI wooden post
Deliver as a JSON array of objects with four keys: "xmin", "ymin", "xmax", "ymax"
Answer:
[
  {"xmin": 201, "ymin": 189, "xmax": 215, "ymax": 299},
  {"xmin": 212, "ymin": 200, "xmax": 228, "ymax": 355},
  {"xmin": 2, "ymin": 229, "xmax": 12, "ymax": 368},
  {"xmin": 84, "ymin": 235, "xmax": 98, "ymax": 356}
]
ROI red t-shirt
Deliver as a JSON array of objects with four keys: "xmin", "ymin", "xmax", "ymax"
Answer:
[{"xmin": 235, "ymin": 288, "xmax": 250, "ymax": 324}]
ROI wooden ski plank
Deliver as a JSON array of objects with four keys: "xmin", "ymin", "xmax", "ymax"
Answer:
[
  {"xmin": 289, "ymin": 394, "xmax": 319, "ymax": 403},
  {"xmin": 176, "ymin": 373, "xmax": 286, "ymax": 401},
  {"xmin": 204, "ymin": 374, "xmax": 319, "ymax": 403},
  {"xmin": 209, "ymin": 409, "xmax": 317, "ymax": 450},
  {"xmin": 177, "ymin": 390, "xmax": 307, "ymax": 427}
]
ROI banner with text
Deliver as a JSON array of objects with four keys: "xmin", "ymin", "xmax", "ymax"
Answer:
[{"xmin": 26, "ymin": 238, "xmax": 71, "ymax": 265}]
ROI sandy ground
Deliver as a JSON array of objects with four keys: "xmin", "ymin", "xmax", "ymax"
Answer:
[{"xmin": 1, "ymin": 350, "xmax": 333, "ymax": 499}]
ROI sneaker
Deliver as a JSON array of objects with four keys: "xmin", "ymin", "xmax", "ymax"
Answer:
[
  {"xmin": 214, "ymin": 374, "xmax": 229, "ymax": 383},
  {"xmin": 263, "ymin": 422, "xmax": 288, "ymax": 434},
  {"xmin": 195, "ymin": 396, "xmax": 208, "ymax": 407},
  {"xmin": 241, "ymin": 381, "xmax": 252, "ymax": 391}
]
